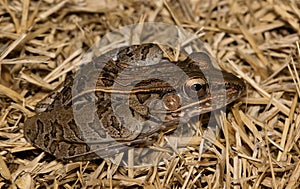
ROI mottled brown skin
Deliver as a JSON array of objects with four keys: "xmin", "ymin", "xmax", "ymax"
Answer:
[{"xmin": 24, "ymin": 44, "xmax": 245, "ymax": 161}]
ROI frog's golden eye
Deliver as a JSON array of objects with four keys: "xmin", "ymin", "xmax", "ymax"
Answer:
[{"xmin": 184, "ymin": 78, "xmax": 207, "ymax": 98}]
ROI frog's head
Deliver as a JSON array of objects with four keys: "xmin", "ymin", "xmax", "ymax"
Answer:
[{"xmin": 157, "ymin": 51, "xmax": 246, "ymax": 119}]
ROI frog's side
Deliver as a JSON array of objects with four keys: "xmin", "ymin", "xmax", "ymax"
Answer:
[{"xmin": 24, "ymin": 44, "xmax": 245, "ymax": 161}]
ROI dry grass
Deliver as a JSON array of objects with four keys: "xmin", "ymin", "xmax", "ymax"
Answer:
[{"xmin": 0, "ymin": 0, "xmax": 299, "ymax": 188}]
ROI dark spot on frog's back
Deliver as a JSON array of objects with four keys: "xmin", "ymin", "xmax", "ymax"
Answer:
[
  {"xmin": 110, "ymin": 115, "xmax": 121, "ymax": 130},
  {"xmin": 67, "ymin": 119, "xmax": 80, "ymax": 134},
  {"xmin": 100, "ymin": 72, "xmax": 114, "ymax": 87},
  {"xmin": 68, "ymin": 144, "xmax": 76, "ymax": 156},
  {"xmin": 96, "ymin": 98, "xmax": 110, "ymax": 115},
  {"xmin": 102, "ymin": 61, "xmax": 120, "ymax": 74},
  {"xmin": 141, "ymin": 46, "xmax": 151, "ymax": 60},
  {"xmin": 25, "ymin": 118, "xmax": 42, "ymax": 140},
  {"xmin": 44, "ymin": 133, "xmax": 50, "ymax": 147},
  {"xmin": 49, "ymin": 140, "xmax": 58, "ymax": 154}
]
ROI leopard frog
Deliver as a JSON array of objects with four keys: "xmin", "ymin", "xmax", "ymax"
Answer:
[{"xmin": 24, "ymin": 44, "xmax": 245, "ymax": 161}]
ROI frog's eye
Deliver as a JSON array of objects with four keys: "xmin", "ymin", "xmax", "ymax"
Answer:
[
  {"xmin": 190, "ymin": 83, "xmax": 203, "ymax": 91},
  {"xmin": 184, "ymin": 78, "xmax": 207, "ymax": 98}
]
